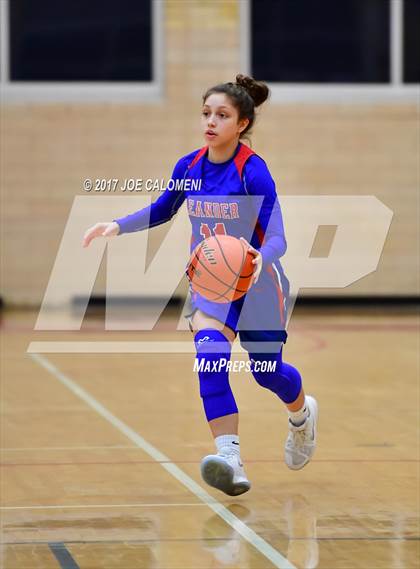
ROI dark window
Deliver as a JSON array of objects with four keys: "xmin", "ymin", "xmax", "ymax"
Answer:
[
  {"xmin": 9, "ymin": 0, "xmax": 152, "ymax": 81},
  {"xmin": 404, "ymin": 0, "xmax": 420, "ymax": 83},
  {"xmin": 251, "ymin": 0, "xmax": 390, "ymax": 83}
]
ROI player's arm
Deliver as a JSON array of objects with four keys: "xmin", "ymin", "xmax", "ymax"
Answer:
[
  {"xmin": 113, "ymin": 157, "xmax": 189, "ymax": 234},
  {"xmin": 83, "ymin": 157, "xmax": 188, "ymax": 247},
  {"xmin": 245, "ymin": 157, "xmax": 287, "ymax": 266}
]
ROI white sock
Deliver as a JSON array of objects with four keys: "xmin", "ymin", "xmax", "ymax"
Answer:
[
  {"xmin": 288, "ymin": 399, "xmax": 309, "ymax": 427},
  {"xmin": 215, "ymin": 434, "xmax": 240, "ymax": 456}
]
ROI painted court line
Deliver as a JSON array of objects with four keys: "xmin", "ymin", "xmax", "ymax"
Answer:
[
  {"xmin": 27, "ymin": 341, "xmax": 248, "ymax": 353},
  {"xmin": 1, "ymin": 445, "xmax": 136, "ymax": 451},
  {"xmin": 2, "ymin": 459, "xmax": 417, "ymax": 468},
  {"xmin": 27, "ymin": 341, "xmax": 211, "ymax": 353},
  {"xmin": 49, "ymin": 542, "xmax": 80, "ymax": 569},
  {"xmin": 2, "ymin": 503, "xmax": 207, "ymax": 511},
  {"xmin": 29, "ymin": 353, "xmax": 296, "ymax": 569}
]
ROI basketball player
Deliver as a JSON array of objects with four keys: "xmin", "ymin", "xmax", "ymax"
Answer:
[{"xmin": 83, "ymin": 75, "xmax": 318, "ymax": 496}]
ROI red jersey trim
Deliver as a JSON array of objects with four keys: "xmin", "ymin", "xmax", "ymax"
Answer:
[
  {"xmin": 233, "ymin": 143, "xmax": 255, "ymax": 178},
  {"xmin": 187, "ymin": 143, "xmax": 255, "ymax": 179},
  {"xmin": 188, "ymin": 146, "xmax": 208, "ymax": 169}
]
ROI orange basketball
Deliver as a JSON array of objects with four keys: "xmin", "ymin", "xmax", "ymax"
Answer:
[{"xmin": 187, "ymin": 235, "xmax": 255, "ymax": 303}]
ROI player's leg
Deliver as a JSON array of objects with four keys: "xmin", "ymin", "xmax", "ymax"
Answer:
[
  {"xmin": 240, "ymin": 266, "xmax": 319, "ymax": 470},
  {"xmin": 190, "ymin": 309, "xmax": 250, "ymax": 496},
  {"xmin": 191, "ymin": 308, "xmax": 236, "ymax": 341},
  {"xmin": 191, "ymin": 310, "xmax": 237, "ymax": 431},
  {"xmin": 241, "ymin": 332, "xmax": 318, "ymax": 470}
]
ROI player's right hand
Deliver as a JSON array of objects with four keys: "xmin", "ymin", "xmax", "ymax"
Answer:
[{"xmin": 82, "ymin": 221, "xmax": 120, "ymax": 248}]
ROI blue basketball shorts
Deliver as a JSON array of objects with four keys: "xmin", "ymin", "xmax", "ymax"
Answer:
[{"xmin": 184, "ymin": 268, "xmax": 288, "ymax": 353}]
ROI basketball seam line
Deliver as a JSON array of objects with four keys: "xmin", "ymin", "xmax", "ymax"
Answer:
[{"xmin": 191, "ymin": 249, "xmax": 250, "ymax": 299}]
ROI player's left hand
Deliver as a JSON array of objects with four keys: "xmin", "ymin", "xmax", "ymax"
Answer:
[{"xmin": 240, "ymin": 237, "xmax": 263, "ymax": 284}]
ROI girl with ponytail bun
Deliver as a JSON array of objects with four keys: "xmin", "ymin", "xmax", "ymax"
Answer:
[
  {"xmin": 84, "ymin": 74, "xmax": 318, "ymax": 496},
  {"xmin": 202, "ymin": 74, "xmax": 270, "ymax": 142}
]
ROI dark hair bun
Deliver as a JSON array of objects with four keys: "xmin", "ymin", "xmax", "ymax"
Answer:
[{"xmin": 235, "ymin": 74, "xmax": 270, "ymax": 107}]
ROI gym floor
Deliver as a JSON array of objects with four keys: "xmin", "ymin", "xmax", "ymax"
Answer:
[{"xmin": 1, "ymin": 305, "xmax": 418, "ymax": 568}]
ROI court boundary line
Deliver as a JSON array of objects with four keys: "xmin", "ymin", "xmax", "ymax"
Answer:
[
  {"xmin": 2, "ymin": 449, "xmax": 418, "ymax": 463},
  {"xmin": 1, "ymin": 445, "xmax": 137, "ymax": 451},
  {"xmin": 4, "ymin": 537, "xmax": 418, "ymax": 545},
  {"xmin": 29, "ymin": 352, "xmax": 296, "ymax": 569},
  {"xmin": 27, "ymin": 341, "xmax": 250, "ymax": 353},
  {"xmin": 2, "ymin": 503, "xmax": 207, "ymax": 510},
  {"xmin": 49, "ymin": 542, "xmax": 80, "ymax": 569}
]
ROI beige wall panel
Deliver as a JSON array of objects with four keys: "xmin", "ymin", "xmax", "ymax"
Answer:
[{"xmin": 1, "ymin": 1, "xmax": 418, "ymax": 305}]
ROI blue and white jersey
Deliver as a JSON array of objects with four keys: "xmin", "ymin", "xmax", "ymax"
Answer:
[{"xmin": 115, "ymin": 142, "xmax": 290, "ymax": 328}]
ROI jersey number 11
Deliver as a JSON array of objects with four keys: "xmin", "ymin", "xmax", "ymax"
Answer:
[{"xmin": 200, "ymin": 222, "xmax": 227, "ymax": 239}]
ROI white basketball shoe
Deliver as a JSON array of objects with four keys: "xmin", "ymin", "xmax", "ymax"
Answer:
[
  {"xmin": 201, "ymin": 452, "xmax": 251, "ymax": 496},
  {"xmin": 285, "ymin": 395, "xmax": 318, "ymax": 470}
]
